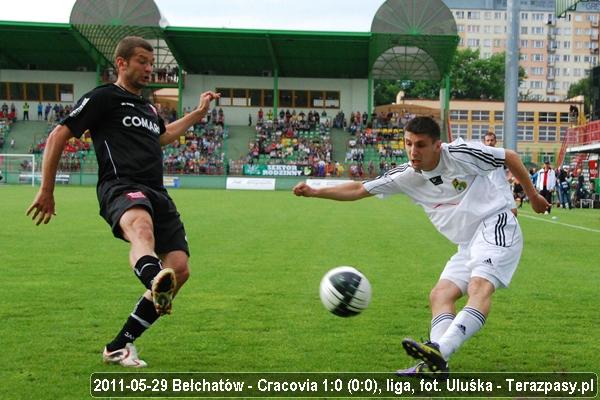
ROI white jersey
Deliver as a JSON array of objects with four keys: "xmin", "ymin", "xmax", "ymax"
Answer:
[
  {"xmin": 489, "ymin": 163, "xmax": 517, "ymax": 210},
  {"xmin": 363, "ymin": 138, "xmax": 510, "ymax": 245}
]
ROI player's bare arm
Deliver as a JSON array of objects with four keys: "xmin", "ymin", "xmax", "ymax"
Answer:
[
  {"xmin": 504, "ymin": 149, "xmax": 550, "ymax": 213},
  {"xmin": 26, "ymin": 124, "xmax": 74, "ymax": 225},
  {"xmin": 293, "ymin": 181, "xmax": 372, "ymax": 201},
  {"xmin": 159, "ymin": 91, "xmax": 221, "ymax": 146}
]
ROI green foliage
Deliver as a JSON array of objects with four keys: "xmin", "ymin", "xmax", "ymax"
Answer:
[
  {"xmin": 375, "ymin": 49, "xmax": 527, "ymax": 104},
  {"xmin": 2, "ymin": 186, "xmax": 599, "ymax": 399},
  {"xmin": 567, "ymin": 77, "xmax": 591, "ymax": 115}
]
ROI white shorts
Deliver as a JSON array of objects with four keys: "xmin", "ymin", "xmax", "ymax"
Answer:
[{"xmin": 439, "ymin": 210, "xmax": 523, "ymax": 293}]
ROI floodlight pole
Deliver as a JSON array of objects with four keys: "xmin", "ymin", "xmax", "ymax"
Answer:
[{"xmin": 503, "ymin": 0, "xmax": 520, "ymax": 151}]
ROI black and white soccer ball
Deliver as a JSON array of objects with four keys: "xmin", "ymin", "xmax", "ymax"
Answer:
[{"xmin": 319, "ymin": 266, "xmax": 372, "ymax": 317}]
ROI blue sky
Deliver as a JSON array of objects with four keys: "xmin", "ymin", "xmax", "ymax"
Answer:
[{"xmin": 4, "ymin": 0, "xmax": 384, "ymax": 31}]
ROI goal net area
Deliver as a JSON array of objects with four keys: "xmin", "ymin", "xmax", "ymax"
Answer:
[{"xmin": 0, "ymin": 154, "xmax": 37, "ymax": 186}]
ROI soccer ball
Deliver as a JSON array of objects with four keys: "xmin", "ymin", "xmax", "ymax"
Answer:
[{"xmin": 319, "ymin": 266, "xmax": 372, "ymax": 317}]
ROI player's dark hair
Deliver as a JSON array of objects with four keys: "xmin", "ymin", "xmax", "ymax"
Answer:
[
  {"xmin": 484, "ymin": 131, "xmax": 496, "ymax": 140},
  {"xmin": 114, "ymin": 36, "xmax": 153, "ymax": 62},
  {"xmin": 405, "ymin": 116, "xmax": 441, "ymax": 141}
]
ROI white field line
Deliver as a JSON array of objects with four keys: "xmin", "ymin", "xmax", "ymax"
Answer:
[{"xmin": 518, "ymin": 211, "xmax": 600, "ymax": 233}]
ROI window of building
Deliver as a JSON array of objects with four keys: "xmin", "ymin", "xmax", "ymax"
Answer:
[
  {"xmin": 41, "ymin": 83, "xmax": 57, "ymax": 102},
  {"xmin": 216, "ymin": 88, "xmax": 231, "ymax": 106},
  {"xmin": 249, "ymin": 89, "xmax": 262, "ymax": 106},
  {"xmin": 521, "ymin": 12, "xmax": 529, "ymax": 20},
  {"xmin": 530, "ymin": 67, "xmax": 544, "ymax": 76},
  {"xmin": 451, "ymin": 124, "xmax": 468, "ymax": 138},
  {"xmin": 533, "ymin": 40, "xmax": 545, "ymax": 48},
  {"xmin": 232, "ymin": 89, "xmax": 247, "ymax": 106},
  {"xmin": 279, "ymin": 90, "xmax": 293, "ymax": 108},
  {"xmin": 467, "ymin": 38, "xmax": 480, "ymax": 47},
  {"xmin": 532, "ymin": 53, "xmax": 544, "ymax": 61},
  {"xmin": 494, "ymin": 25, "xmax": 503, "ymax": 34},
  {"xmin": 494, "ymin": 125, "xmax": 504, "ymax": 140},
  {"xmin": 493, "ymin": 39, "xmax": 502, "ymax": 47},
  {"xmin": 450, "ymin": 109, "xmax": 469, "ymax": 120},
  {"xmin": 518, "ymin": 111, "xmax": 534, "ymax": 122},
  {"xmin": 538, "ymin": 112, "xmax": 557, "ymax": 122},
  {"xmin": 521, "ymin": 26, "xmax": 528, "ymax": 35},
  {"xmin": 494, "ymin": 111, "xmax": 504, "ymax": 121},
  {"xmin": 325, "ymin": 91, "xmax": 340, "ymax": 108},
  {"xmin": 263, "ymin": 90, "xmax": 274, "ymax": 107},
  {"xmin": 520, "ymin": 39, "xmax": 529, "ymax": 48},
  {"xmin": 455, "ymin": 11, "xmax": 464, "ymax": 19},
  {"xmin": 538, "ymin": 126, "xmax": 557, "ymax": 141},
  {"xmin": 467, "ymin": 25, "xmax": 480, "ymax": 33},
  {"xmin": 457, "ymin": 25, "xmax": 465, "ymax": 32},
  {"xmin": 294, "ymin": 90, "xmax": 309, "ymax": 108},
  {"xmin": 517, "ymin": 125, "xmax": 534, "ymax": 141},
  {"xmin": 532, "ymin": 26, "xmax": 544, "ymax": 35},
  {"xmin": 25, "ymin": 83, "xmax": 39, "ymax": 101},
  {"xmin": 467, "ymin": 11, "xmax": 480, "ymax": 19},
  {"xmin": 529, "ymin": 80, "xmax": 543, "ymax": 89},
  {"xmin": 539, "ymin": 152, "xmax": 555, "ymax": 164},
  {"xmin": 471, "ymin": 125, "xmax": 489, "ymax": 141},
  {"xmin": 471, "ymin": 110, "xmax": 490, "ymax": 121},
  {"xmin": 559, "ymin": 112, "xmax": 570, "ymax": 123},
  {"xmin": 484, "ymin": 11, "xmax": 492, "ymax": 20}
]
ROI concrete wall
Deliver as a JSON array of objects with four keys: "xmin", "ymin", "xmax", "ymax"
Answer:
[
  {"xmin": 0, "ymin": 69, "xmax": 97, "ymax": 118},
  {"xmin": 181, "ymin": 74, "xmax": 369, "ymax": 125}
]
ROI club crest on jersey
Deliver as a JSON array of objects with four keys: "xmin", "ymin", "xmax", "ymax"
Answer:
[
  {"xmin": 452, "ymin": 178, "xmax": 467, "ymax": 192},
  {"xmin": 126, "ymin": 191, "xmax": 146, "ymax": 200}
]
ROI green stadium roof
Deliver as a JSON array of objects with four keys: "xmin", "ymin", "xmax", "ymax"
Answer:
[{"xmin": 0, "ymin": 0, "xmax": 459, "ymax": 81}]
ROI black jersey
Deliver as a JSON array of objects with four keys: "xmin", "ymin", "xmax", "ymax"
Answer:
[{"xmin": 61, "ymin": 84, "xmax": 166, "ymax": 188}]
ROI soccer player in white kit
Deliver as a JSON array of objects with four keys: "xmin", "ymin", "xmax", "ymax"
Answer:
[
  {"xmin": 293, "ymin": 117, "xmax": 549, "ymax": 377},
  {"xmin": 484, "ymin": 131, "xmax": 518, "ymax": 216}
]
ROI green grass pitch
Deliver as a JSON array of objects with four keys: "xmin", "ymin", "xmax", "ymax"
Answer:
[{"xmin": 1, "ymin": 185, "xmax": 599, "ymax": 399}]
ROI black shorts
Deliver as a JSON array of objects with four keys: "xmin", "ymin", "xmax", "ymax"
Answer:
[{"xmin": 97, "ymin": 180, "xmax": 190, "ymax": 256}]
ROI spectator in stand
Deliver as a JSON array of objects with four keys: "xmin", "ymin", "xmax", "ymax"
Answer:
[
  {"xmin": 37, "ymin": 102, "xmax": 43, "ymax": 120},
  {"xmin": 1, "ymin": 102, "xmax": 8, "ymax": 115},
  {"xmin": 23, "ymin": 102, "xmax": 30, "ymax": 120},
  {"xmin": 535, "ymin": 161, "xmax": 556, "ymax": 214},
  {"xmin": 44, "ymin": 103, "xmax": 51, "ymax": 120}
]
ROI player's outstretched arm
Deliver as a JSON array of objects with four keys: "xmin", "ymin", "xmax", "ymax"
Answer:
[
  {"xmin": 293, "ymin": 181, "xmax": 372, "ymax": 201},
  {"xmin": 26, "ymin": 124, "xmax": 74, "ymax": 225},
  {"xmin": 504, "ymin": 149, "xmax": 550, "ymax": 214},
  {"xmin": 160, "ymin": 91, "xmax": 221, "ymax": 146}
]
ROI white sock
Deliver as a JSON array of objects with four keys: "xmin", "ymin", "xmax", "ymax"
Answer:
[
  {"xmin": 430, "ymin": 313, "xmax": 455, "ymax": 343},
  {"xmin": 437, "ymin": 306, "xmax": 486, "ymax": 360}
]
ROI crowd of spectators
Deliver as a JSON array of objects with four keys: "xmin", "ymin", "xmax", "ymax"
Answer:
[
  {"xmin": 162, "ymin": 117, "xmax": 226, "ymax": 175},
  {"xmin": 242, "ymin": 108, "xmax": 335, "ymax": 177}
]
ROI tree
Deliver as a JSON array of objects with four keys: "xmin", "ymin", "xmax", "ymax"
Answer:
[
  {"xmin": 374, "ymin": 49, "xmax": 526, "ymax": 104},
  {"xmin": 566, "ymin": 76, "xmax": 590, "ymax": 115}
]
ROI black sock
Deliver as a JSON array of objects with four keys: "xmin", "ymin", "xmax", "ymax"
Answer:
[
  {"xmin": 106, "ymin": 297, "xmax": 159, "ymax": 352},
  {"xmin": 134, "ymin": 255, "xmax": 162, "ymax": 289}
]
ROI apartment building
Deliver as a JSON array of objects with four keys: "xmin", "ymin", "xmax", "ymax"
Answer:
[{"xmin": 444, "ymin": 0, "xmax": 599, "ymax": 101}]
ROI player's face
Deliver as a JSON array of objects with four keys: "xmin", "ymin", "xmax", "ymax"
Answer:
[
  {"xmin": 484, "ymin": 135, "xmax": 497, "ymax": 147},
  {"xmin": 404, "ymin": 131, "xmax": 441, "ymax": 171},
  {"xmin": 119, "ymin": 48, "xmax": 154, "ymax": 90}
]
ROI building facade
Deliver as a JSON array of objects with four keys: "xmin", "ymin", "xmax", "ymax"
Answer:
[
  {"xmin": 404, "ymin": 98, "xmax": 579, "ymax": 165},
  {"xmin": 444, "ymin": 0, "xmax": 599, "ymax": 101}
]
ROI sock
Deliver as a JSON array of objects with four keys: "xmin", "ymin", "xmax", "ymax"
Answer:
[
  {"xmin": 106, "ymin": 297, "xmax": 159, "ymax": 352},
  {"xmin": 134, "ymin": 255, "xmax": 162, "ymax": 289},
  {"xmin": 430, "ymin": 312, "xmax": 455, "ymax": 343},
  {"xmin": 437, "ymin": 306, "xmax": 486, "ymax": 360}
]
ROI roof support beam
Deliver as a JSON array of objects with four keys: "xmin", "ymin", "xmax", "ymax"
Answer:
[
  {"xmin": 70, "ymin": 26, "xmax": 111, "ymax": 68},
  {"xmin": 264, "ymin": 34, "xmax": 280, "ymax": 73}
]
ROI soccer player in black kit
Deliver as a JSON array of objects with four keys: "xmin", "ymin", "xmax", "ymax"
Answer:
[{"xmin": 27, "ymin": 36, "xmax": 220, "ymax": 367}]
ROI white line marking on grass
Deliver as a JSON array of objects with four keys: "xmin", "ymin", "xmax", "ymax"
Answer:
[{"xmin": 518, "ymin": 211, "xmax": 600, "ymax": 233}]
